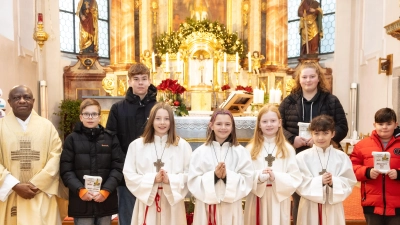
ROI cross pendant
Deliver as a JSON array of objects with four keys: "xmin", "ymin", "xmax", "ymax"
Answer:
[
  {"xmin": 319, "ymin": 169, "xmax": 327, "ymax": 175},
  {"xmin": 265, "ymin": 154, "xmax": 275, "ymax": 167},
  {"xmin": 154, "ymin": 159, "xmax": 164, "ymax": 172}
]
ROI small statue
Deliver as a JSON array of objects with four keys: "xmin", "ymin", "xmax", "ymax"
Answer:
[
  {"xmin": 251, "ymin": 51, "xmax": 265, "ymax": 74},
  {"xmin": 140, "ymin": 50, "xmax": 152, "ymax": 70},
  {"xmin": 76, "ymin": 0, "xmax": 98, "ymax": 54}
]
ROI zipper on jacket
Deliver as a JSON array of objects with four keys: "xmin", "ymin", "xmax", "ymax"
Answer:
[{"xmin": 362, "ymin": 181, "xmax": 366, "ymax": 201}]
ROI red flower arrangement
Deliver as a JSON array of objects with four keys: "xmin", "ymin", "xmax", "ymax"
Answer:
[
  {"xmin": 157, "ymin": 79, "xmax": 186, "ymax": 94},
  {"xmin": 221, "ymin": 84, "xmax": 231, "ymax": 91},
  {"xmin": 235, "ymin": 85, "xmax": 253, "ymax": 93},
  {"xmin": 157, "ymin": 79, "xmax": 188, "ymax": 116}
]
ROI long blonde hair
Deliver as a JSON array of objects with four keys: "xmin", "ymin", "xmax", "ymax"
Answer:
[
  {"xmin": 142, "ymin": 102, "xmax": 179, "ymax": 146},
  {"xmin": 248, "ymin": 104, "xmax": 288, "ymax": 160},
  {"xmin": 291, "ymin": 61, "xmax": 330, "ymax": 94}
]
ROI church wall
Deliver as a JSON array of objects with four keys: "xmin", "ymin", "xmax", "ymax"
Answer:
[{"xmin": 334, "ymin": 0, "xmax": 400, "ymax": 136}]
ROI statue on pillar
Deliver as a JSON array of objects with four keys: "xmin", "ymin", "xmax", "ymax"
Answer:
[
  {"xmin": 298, "ymin": 0, "xmax": 323, "ymax": 56},
  {"xmin": 76, "ymin": 0, "xmax": 98, "ymax": 54}
]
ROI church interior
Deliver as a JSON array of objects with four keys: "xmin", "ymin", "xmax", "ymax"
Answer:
[{"xmin": 1, "ymin": 0, "xmax": 400, "ymax": 224}]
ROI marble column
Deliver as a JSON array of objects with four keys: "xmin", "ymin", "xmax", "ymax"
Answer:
[
  {"xmin": 119, "ymin": 0, "xmax": 136, "ymax": 64},
  {"xmin": 110, "ymin": 0, "xmax": 136, "ymax": 67},
  {"xmin": 265, "ymin": 0, "xmax": 288, "ymax": 68},
  {"xmin": 110, "ymin": 0, "xmax": 120, "ymax": 66}
]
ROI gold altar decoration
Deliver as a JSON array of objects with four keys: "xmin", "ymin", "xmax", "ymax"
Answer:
[
  {"xmin": 384, "ymin": 19, "xmax": 400, "ymax": 40},
  {"xmin": 151, "ymin": 1, "xmax": 158, "ymax": 25},
  {"xmin": 33, "ymin": 13, "xmax": 49, "ymax": 50},
  {"xmin": 242, "ymin": 1, "xmax": 250, "ymax": 27}
]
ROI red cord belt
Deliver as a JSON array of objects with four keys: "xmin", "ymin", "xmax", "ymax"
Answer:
[{"xmin": 143, "ymin": 187, "xmax": 163, "ymax": 225}]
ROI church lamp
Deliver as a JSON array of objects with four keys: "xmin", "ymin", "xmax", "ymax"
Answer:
[{"xmin": 33, "ymin": 13, "xmax": 49, "ymax": 50}]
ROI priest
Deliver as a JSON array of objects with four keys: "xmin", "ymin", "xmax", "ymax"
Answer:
[{"xmin": 0, "ymin": 85, "xmax": 64, "ymax": 225}]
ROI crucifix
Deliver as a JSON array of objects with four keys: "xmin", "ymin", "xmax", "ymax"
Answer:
[
  {"xmin": 319, "ymin": 169, "xmax": 327, "ymax": 175},
  {"xmin": 154, "ymin": 159, "xmax": 164, "ymax": 172},
  {"xmin": 265, "ymin": 154, "xmax": 275, "ymax": 167}
]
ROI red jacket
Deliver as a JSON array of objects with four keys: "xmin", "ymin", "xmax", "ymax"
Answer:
[{"xmin": 350, "ymin": 130, "xmax": 400, "ymax": 216}]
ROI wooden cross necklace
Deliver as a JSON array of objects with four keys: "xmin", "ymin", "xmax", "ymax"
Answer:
[
  {"xmin": 153, "ymin": 142, "xmax": 167, "ymax": 172},
  {"xmin": 316, "ymin": 146, "xmax": 331, "ymax": 175},
  {"xmin": 263, "ymin": 141, "xmax": 277, "ymax": 167}
]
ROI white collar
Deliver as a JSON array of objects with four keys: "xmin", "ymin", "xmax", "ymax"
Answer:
[{"xmin": 16, "ymin": 113, "xmax": 32, "ymax": 132}]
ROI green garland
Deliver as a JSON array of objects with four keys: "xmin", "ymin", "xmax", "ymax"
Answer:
[{"xmin": 155, "ymin": 18, "xmax": 244, "ymax": 55}]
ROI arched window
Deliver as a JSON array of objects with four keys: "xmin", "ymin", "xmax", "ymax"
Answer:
[
  {"xmin": 59, "ymin": 0, "xmax": 110, "ymax": 58},
  {"xmin": 288, "ymin": 0, "xmax": 336, "ymax": 58}
]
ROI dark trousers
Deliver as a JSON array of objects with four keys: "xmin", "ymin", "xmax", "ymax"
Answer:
[
  {"xmin": 292, "ymin": 192, "xmax": 301, "ymax": 225},
  {"xmin": 364, "ymin": 213, "xmax": 400, "ymax": 225}
]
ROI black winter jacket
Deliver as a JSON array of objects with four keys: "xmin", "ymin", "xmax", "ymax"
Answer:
[
  {"xmin": 60, "ymin": 122, "xmax": 124, "ymax": 218},
  {"xmin": 106, "ymin": 84, "xmax": 157, "ymax": 155},
  {"xmin": 278, "ymin": 90, "xmax": 348, "ymax": 153}
]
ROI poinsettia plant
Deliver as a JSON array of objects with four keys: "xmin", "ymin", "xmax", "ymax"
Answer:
[
  {"xmin": 235, "ymin": 85, "xmax": 253, "ymax": 93},
  {"xmin": 157, "ymin": 79, "xmax": 188, "ymax": 116},
  {"xmin": 221, "ymin": 84, "xmax": 231, "ymax": 91}
]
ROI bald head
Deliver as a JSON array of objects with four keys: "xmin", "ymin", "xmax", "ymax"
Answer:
[{"xmin": 8, "ymin": 85, "xmax": 35, "ymax": 121}]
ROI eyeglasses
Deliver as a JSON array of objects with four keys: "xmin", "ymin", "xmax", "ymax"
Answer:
[
  {"xmin": 11, "ymin": 95, "xmax": 33, "ymax": 102},
  {"xmin": 81, "ymin": 113, "xmax": 100, "ymax": 119}
]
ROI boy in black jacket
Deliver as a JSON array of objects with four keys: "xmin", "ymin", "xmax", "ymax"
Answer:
[
  {"xmin": 61, "ymin": 99, "xmax": 124, "ymax": 225},
  {"xmin": 106, "ymin": 63, "xmax": 157, "ymax": 225}
]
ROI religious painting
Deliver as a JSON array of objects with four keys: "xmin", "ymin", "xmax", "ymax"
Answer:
[
  {"xmin": 76, "ymin": 88, "xmax": 100, "ymax": 100},
  {"xmin": 172, "ymin": 0, "xmax": 227, "ymax": 31}
]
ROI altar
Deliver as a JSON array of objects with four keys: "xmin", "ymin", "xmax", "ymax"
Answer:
[{"xmin": 175, "ymin": 116, "xmax": 256, "ymax": 149}]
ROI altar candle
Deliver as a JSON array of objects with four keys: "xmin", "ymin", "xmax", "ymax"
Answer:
[
  {"xmin": 259, "ymin": 90, "xmax": 265, "ymax": 104},
  {"xmin": 274, "ymin": 89, "xmax": 282, "ymax": 103},
  {"xmin": 253, "ymin": 89, "xmax": 259, "ymax": 104},
  {"xmin": 235, "ymin": 52, "xmax": 239, "ymax": 72},
  {"xmin": 152, "ymin": 52, "xmax": 156, "ymax": 72},
  {"xmin": 177, "ymin": 52, "xmax": 181, "ymax": 72},
  {"xmin": 248, "ymin": 52, "xmax": 251, "ymax": 72},
  {"xmin": 269, "ymin": 89, "xmax": 275, "ymax": 104},
  {"xmin": 166, "ymin": 53, "xmax": 170, "ymax": 72},
  {"xmin": 38, "ymin": 13, "xmax": 43, "ymax": 24},
  {"xmin": 223, "ymin": 53, "xmax": 227, "ymax": 73}
]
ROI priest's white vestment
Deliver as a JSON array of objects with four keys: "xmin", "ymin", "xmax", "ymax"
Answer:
[
  {"xmin": 244, "ymin": 140, "xmax": 302, "ymax": 225},
  {"xmin": 295, "ymin": 145, "xmax": 357, "ymax": 225},
  {"xmin": 123, "ymin": 135, "xmax": 192, "ymax": 225},
  {"xmin": 187, "ymin": 142, "xmax": 253, "ymax": 225},
  {"xmin": 0, "ymin": 111, "xmax": 63, "ymax": 225}
]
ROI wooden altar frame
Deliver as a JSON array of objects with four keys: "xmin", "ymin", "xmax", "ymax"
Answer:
[{"xmin": 220, "ymin": 92, "xmax": 253, "ymax": 116}]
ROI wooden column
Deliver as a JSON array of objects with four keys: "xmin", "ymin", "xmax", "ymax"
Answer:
[{"xmin": 265, "ymin": 0, "xmax": 288, "ymax": 68}]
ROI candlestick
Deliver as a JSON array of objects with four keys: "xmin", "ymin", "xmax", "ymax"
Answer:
[
  {"xmin": 247, "ymin": 71, "xmax": 253, "ymax": 87},
  {"xmin": 164, "ymin": 71, "xmax": 171, "ymax": 80},
  {"xmin": 222, "ymin": 72, "xmax": 229, "ymax": 85},
  {"xmin": 235, "ymin": 52, "xmax": 239, "ymax": 72},
  {"xmin": 223, "ymin": 53, "xmax": 227, "ymax": 72},
  {"xmin": 234, "ymin": 71, "xmax": 240, "ymax": 86},
  {"xmin": 152, "ymin": 52, "xmax": 156, "ymax": 72},
  {"xmin": 151, "ymin": 71, "xmax": 157, "ymax": 84},
  {"xmin": 248, "ymin": 52, "xmax": 251, "ymax": 72},
  {"xmin": 165, "ymin": 53, "xmax": 170, "ymax": 72},
  {"xmin": 274, "ymin": 89, "xmax": 282, "ymax": 103}
]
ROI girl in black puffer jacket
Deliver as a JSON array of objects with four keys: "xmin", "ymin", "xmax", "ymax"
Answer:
[
  {"xmin": 60, "ymin": 99, "xmax": 124, "ymax": 225},
  {"xmin": 278, "ymin": 61, "xmax": 348, "ymax": 225}
]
